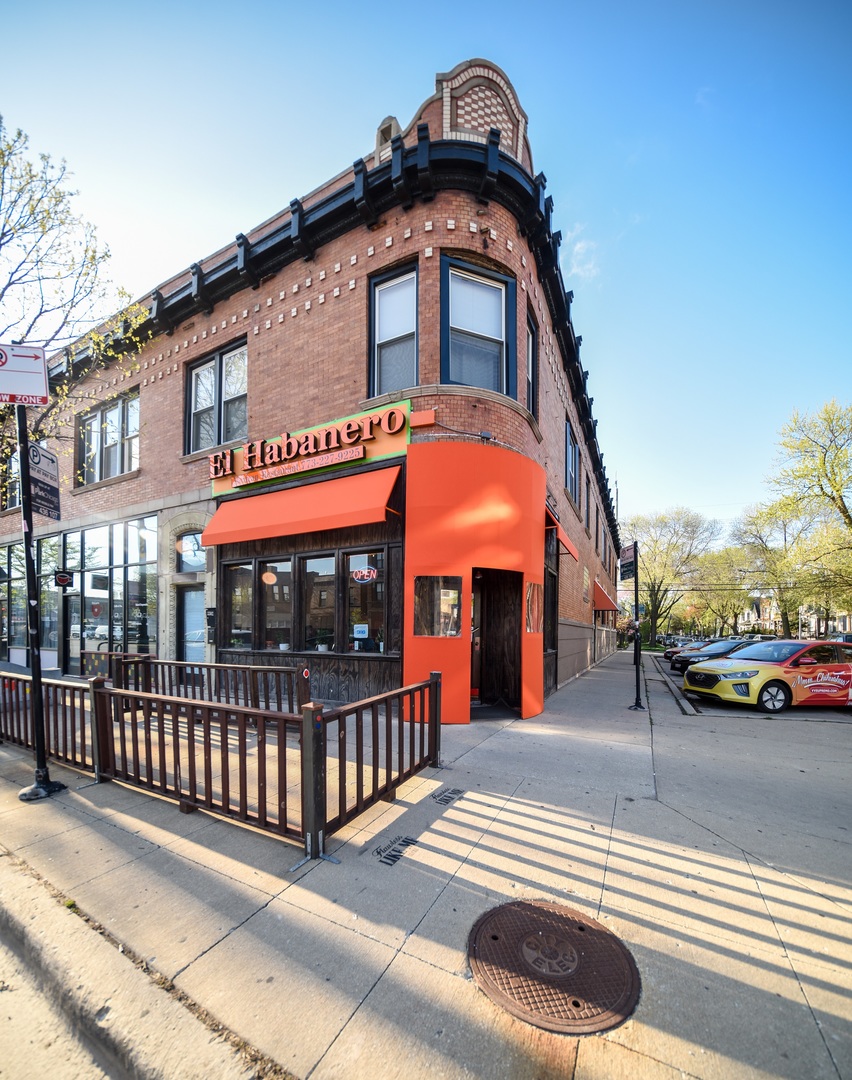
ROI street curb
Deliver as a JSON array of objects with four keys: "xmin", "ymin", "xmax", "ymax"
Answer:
[
  {"xmin": 649, "ymin": 656, "xmax": 698, "ymax": 715},
  {"xmin": 0, "ymin": 849, "xmax": 265, "ymax": 1080}
]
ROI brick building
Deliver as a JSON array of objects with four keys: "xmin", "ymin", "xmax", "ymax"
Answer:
[{"xmin": 0, "ymin": 59, "xmax": 620, "ymax": 723}]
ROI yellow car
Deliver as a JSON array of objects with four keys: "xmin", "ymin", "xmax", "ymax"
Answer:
[{"xmin": 683, "ymin": 640, "xmax": 852, "ymax": 713}]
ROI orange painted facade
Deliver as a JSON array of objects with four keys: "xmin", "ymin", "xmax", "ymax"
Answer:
[{"xmin": 403, "ymin": 442, "xmax": 545, "ymax": 721}]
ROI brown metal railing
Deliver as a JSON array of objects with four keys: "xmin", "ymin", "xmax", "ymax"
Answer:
[
  {"xmin": 114, "ymin": 658, "xmax": 310, "ymax": 713},
  {"xmin": 0, "ymin": 674, "xmax": 94, "ymax": 771},
  {"xmin": 3, "ymin": 663, "xmax": 441, "ymax": 860},
  {"xmin": 90, "ymin": 671, "xmax": 442, "ymax": 858},
  {"xmin": 323, "ymin": 673, "xmax": 441, "ymax": 834},
  {"xmin": 90, "ymin": 683, "xmax": 305, "ymax": 839}
]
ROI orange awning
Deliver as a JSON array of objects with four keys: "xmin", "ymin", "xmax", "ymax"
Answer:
[
  {"xmin": 593, "ymin": 580, "xmax": 619, "ymax": 611},
  {"xmin": 545, "ymin": 507, "xmax": 579, "ymax": 561},
  {"xmin": 202, "ymin": 466, "xmax": 400, "ymax": 546}
]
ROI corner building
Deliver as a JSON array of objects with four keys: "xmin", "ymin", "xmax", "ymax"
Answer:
[{"xmin": 0, "ymin": 60, "xmax": 620, "ymax": 723}]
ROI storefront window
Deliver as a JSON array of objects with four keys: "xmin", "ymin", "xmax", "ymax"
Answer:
[
  {"xmin": 38, "ymin": 536, "xmax": 60, "ymax": 575},
  {"xmin": 347, "ymin": 551, "xmax": 385, "ymax": 653},
  {"xmin": 218, "ymin": 545, "xmax": 401, "ymax": 655},
  {"xmin": 302, "ymin": 555, "xmax": 335, "ymax": 650},
  {"xmin": 83, "ymin": 526, "xmax": 110, "ymax": 570},
  {"xmin": 10, "ymin": 570, "xmax": 27, "ymax": 643},
  {"xmin": 225, "ymin": 563, "xmax": 253, "ymax": 649},
  {"xmin": 127, "ymin": 516, "xmax": 156, "ymax": 564},
  {"xmin": 39, "ymin": 577, "xmax": 59, "ymax": 649},
  {"xmin": 83, "ymin": 569, "xmax": 110, "ymax": 653},
  {"xmin": 37, "ymin": 535, "xmax": 61, "ymax": 650},
  {"xmin": 65, "ymin": 532, "xmax": 81, "ymax": 571},
  {"xmin": 127, "ymin": 564, "xmax": 155, "ymax": 653},
  {"xmin": 0, "ymin": 595, "xmax": 7, "ymax": 661},
  {"xmin": 261, "ymin": 559, "xmax": 292, "ymax": 650},
  {"xmin": 177, "ymin": 532, "xmax": 206, "ymax": 572},
  {"xmin": 414, "ymin": 576, "xmax": 462, "ymax": 636}
]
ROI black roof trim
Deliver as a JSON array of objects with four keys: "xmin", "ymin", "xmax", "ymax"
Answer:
[{"xmin": 119, "ymin": 126, "xmax": 619, "ymax": 545}]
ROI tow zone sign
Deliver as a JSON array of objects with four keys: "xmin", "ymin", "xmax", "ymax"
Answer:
[{"xmin": 0, "ymin": 344, "xmax": 49, "ymax": 405}]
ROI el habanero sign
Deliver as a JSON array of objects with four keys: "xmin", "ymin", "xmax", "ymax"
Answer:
[{"xmin": 210, "ymin": 402, "xmax": 410, "ymax": 495}]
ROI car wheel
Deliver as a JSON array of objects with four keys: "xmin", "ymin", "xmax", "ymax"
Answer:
[{"xmin": 757, "ymin": 681, "xmax": 792, "ymax": 714}]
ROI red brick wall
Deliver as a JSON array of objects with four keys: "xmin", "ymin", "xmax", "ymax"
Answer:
[{"xmin": 0, "ymin": 189, "xmax": 617, "ymax": 628}]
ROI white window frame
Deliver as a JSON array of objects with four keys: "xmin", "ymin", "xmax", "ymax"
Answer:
[
  {"xmin": 79, "ymin": 395, "xmax": 139, "ymax": 486},
  {"xmin": 565, "ymin": 420, "xmax": 578, "ymax": 502},
  {"xmin": 188, "ymin": 343, "xmax": 248, "ymax": 453},
  {"xmin": 373, "ymin": 270, "xmax": 417, "ymax": 395}
]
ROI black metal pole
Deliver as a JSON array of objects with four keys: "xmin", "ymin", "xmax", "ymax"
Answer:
[
  {"xmin": 629, "ymin": 539, "xmax": 645, "ymax": 711},
  {"xmin": 16, "ymin": 405, "xmax": 65, "ymax": 800}
]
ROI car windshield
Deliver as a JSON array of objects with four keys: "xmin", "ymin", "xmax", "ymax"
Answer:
[
  {"xmin": 697, "ymin": 640, "xmax": 745, "ymax": 656},
  {"xmin": 727, "ymin": 642, "xmax": 803, "ymax": 663}
]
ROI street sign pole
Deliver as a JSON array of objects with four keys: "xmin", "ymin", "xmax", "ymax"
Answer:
[
  {"xmin": 16, "ymin": 404, "xmax": 65, "ymax": 801},
  {"xmin": 628, "ymin": 540, "xmax": 645, "ymax": 711}
]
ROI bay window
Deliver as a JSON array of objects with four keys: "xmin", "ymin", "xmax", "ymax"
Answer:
[{"xmin": 441, "ymin": 256, "xmax": 516, "ymax": 397}]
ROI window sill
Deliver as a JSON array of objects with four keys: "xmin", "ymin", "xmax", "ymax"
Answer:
[
  {"xmin": 563, "ymin": 490, "xmax": 582, "ymax": 520},
  {"xmin": 73, "ymin": 469, "xmax": 141, "ymax": 495},
  {"xmin": 181, "ymin": 440, "xmax": 244, "ymax": 466}
]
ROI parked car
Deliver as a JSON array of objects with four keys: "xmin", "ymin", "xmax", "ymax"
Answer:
[
  {"xmin": 670, "ymin": 638, "xmax": 751, "ymax": 675},
  {"xmin": 682, "ymin": 640, "xmax": 852, "ymax": 713},
  {"xmin": 829, "ymin": 633, "xmax": 852, "ymax": 643},
  {"xmin": 663, "ymin": 639, "xmax": 703, "ymax": 661},
  {"xmin": 665, "ymin": 638, "xmax": 727, "ymax": 662}
]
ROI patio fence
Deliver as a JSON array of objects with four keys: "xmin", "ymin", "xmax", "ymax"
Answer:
[{"xmin": 0, "ymin": 664, "xmax": 441, "ymax": 859}]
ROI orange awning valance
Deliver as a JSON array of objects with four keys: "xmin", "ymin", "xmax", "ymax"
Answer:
[
  {"xmin": 202, "ymin": 466, "xmax": 400, "ymax": 546},
  {"xmin": 593, "ymin": 580, "xmax": 619, "ymax": 611},
  {"xmin": 545, "ymin": 507, "xmax": 579, "ymax": 561}
]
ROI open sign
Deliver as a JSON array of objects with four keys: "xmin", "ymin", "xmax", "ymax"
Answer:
[{"xmin": 352, "ymin": 566, "xmax": 377, "ymax": 583}]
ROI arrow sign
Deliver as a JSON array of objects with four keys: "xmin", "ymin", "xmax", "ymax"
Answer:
[{"xmin": 0, "ymin": 343, "xmax": 49, "ymax": 405}]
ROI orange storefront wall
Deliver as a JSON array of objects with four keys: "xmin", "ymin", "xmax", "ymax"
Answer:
[{"xmin": 403, "ymin": 442, "xmax": 546, "ymax": 723}]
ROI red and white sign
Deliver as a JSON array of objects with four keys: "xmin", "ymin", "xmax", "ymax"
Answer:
[{"xmin": 0, "ymin": 343, "xmax": 48, "ymax": 405}]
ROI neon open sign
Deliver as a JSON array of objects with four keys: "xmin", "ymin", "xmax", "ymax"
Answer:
[{"xmin": 352, "ymin": 566, "xmax": 378, "ymax": 583}]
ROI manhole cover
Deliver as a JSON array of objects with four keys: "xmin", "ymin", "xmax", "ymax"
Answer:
[{"xmin": 468, "ymin": 900, "xmax": 641, "ymax": 1034}]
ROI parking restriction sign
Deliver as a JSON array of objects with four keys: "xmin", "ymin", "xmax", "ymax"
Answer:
[{"xmin": 0, "ymin": 343, "xmax": 49, "ymax": 405}]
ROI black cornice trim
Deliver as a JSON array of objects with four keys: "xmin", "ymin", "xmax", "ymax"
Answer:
[{"xmin": 113, "ymin": 128, "xmax": 619, "ymax": 545}]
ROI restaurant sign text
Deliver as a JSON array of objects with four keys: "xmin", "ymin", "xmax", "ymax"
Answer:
[{"xmin": 210, "ymin": 402, "xmax": 409, "ymax": 495}]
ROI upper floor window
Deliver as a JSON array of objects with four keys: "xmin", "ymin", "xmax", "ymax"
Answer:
[
  {"xmin": 584, "ymin": 475, "xmax": 591, "ymax": 530},
  {"xmin": 372, "ymin": 269, "xmax": 417, "ymax": 395},
  {"xmin": 526, "ymin": 316, "xmax": 538, "ymax": 419},
  {"xmin": 79, "ymin": 394, "xmax": 139, "ymax": 486},
  {"xmin": 1, "ymin": 450, "xmax": 21, "ymax": 511},
  {"xmin": 187, "ymin": 343, "xmax": 247, "ymax": 453},
  {"xmin": 441, "ymin": 256, "xmax": 517, "ymax": 397},
  {"xmin": 565, "ymin": 420, "xmax": 578, "ymax": 502}
]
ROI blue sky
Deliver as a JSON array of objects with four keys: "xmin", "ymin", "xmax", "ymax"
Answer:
[{"xmin": 2, "ymin": 0, "xmax": 850, "ymax": 533}]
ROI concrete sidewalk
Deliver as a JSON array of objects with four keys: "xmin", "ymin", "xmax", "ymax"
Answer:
[{"xmin": 1, "ymin": 650, "xmax": 850, "ymax": 1079}]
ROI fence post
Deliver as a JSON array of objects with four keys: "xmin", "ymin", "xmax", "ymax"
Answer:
[
  {"xmin": 87, "ymin": 676, "xmax": 109, "ymax": 781},
  {"xmin": 429, "ymin": 671, "xmax": 442, "ymax": 765},
  {"xmin": 300, "ymin": 702, "xmax": 326, "ymax": 859},
  {"xmin": 249, "ymin": 666, "xmax": 260, "ymax": 710},
  {"xmin": 297, "ymin": 666, "xmax": 311, "ymax": 709}
]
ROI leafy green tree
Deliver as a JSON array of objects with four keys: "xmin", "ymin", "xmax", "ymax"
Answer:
[
  {"xmin": 774, "ymin": 400, "xmax": 852, "ymax": 533},
  {"xmin": 0, "ymin": 118, "xmax": 147, "ymax": 500},
  {"xmin": 689, "ymin": 547, "xmax": 753, "ymax": 636},
  {"xmin": 730, "ymin": 505, "xmax": 812, "ymax": 637},
  {"xmin": 794, "ymin": 520, "xmax": 852, "ymax": 633},
  {"xmin": 620, "ymin": 509, "xmax": 721, "ymax": 646}
]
